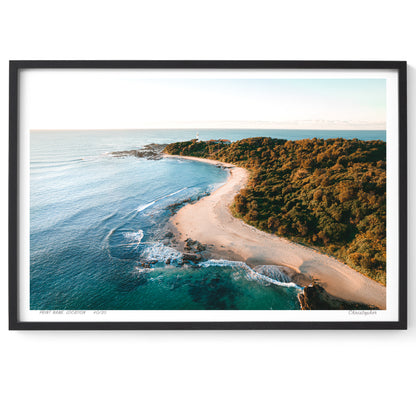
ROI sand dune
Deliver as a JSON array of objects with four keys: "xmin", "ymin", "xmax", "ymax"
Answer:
[{"xmin": 166, "ymin": 154, "xmax": 386, "ymax": 309}]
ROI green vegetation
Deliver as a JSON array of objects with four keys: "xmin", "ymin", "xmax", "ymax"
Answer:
[{"xmin": 165, "ymin": 137, "xmax": 386, "ymax": 284}]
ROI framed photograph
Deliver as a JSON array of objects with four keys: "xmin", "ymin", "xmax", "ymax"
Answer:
[{"xmin": 9, "ymin": 60, "xmax": 407, "ymax": 330}]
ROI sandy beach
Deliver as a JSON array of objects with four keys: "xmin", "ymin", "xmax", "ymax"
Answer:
[{"xmin": 166, "ymin": 155, "xmax": 386, "ymax": 309}]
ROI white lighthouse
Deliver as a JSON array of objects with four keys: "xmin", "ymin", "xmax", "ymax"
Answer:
[{"xmin": 196, "ymin": 132, "xmax": 199, "ymax": 141}]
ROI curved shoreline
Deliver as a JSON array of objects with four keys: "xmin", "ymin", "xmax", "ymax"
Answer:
[{"xmin": 165, "ymin": 154, "xmax": 386, "ymax": 309}]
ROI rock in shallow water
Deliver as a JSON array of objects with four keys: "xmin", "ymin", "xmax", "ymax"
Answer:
[{"xmin": 182, "ymin": 253, "xmax": 202, "ymax": 263}]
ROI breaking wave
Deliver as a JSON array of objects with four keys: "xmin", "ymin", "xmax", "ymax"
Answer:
[
  {"xmin": 135, "ymin": 187, "xmax": 188, "ymax": 212},
  {"xmin": 136, "ymin": 201, "xmax": 156, "ymax": 212},
  {"xmin": 200, "ymin": 259, "xmax": 298, "ymax": 288},
  {"xmin": 123, "ymin": 230, "xmax": 144, "ymax": 245},
  {"xmin": 253, "ymin": 265, "xmax": 292, "ymax": 284},
  {"xmin": 105, "ymin": 228, "xmax": 145, "ymax": 259},
  {"xmin": 140, "ymin": 243, "xmax": 183, "ymax": 264}
]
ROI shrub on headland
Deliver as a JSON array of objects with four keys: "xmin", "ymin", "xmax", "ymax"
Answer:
[{"xmin": 165, "ymin": 137, "xmax": 386, "ymax": 284}]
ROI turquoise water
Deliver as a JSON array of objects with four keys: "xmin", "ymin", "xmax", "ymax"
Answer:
[{"xmin": 30, "ymin": 129, "xmax": 385, "ymax": 310}]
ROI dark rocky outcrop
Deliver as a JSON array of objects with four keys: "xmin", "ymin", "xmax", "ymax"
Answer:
[
  {"xmin": 166, "ymin": 192, "xmax": 211, "ymax": 215},
  {"xmin": 111, "ymin": 143, "xmax": 167, "ymax": 160},
  {"xmin": 184, "ymin": 238, "xmax": 206, "ymax": 252},
  {"xmin": 138, "ymin": 260, "xmax": 158, "ymax": 268},
  {"xmin": 298, "ymin": 284, "xmax": 379, "ymax": 310},
  {"xmin": 182, "ymin": 253, "xmax": 202, "ymax": 263},
  {"xmin": 166, "ymin": 199, "xmax": 193, "ymax": 214}
]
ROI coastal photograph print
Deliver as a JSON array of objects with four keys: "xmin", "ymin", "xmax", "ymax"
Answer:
[{"xmin": 9, "ymin": 61, "xmax": 407, "ymax": 329}]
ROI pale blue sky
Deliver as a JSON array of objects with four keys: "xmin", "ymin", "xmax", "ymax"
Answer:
[{"xmin": 25, "ymin": 71, "xmax": 386, "ymax": 130}]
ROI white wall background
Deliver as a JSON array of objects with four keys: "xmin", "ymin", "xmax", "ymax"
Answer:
[{"xmin": 0, "ymin": 1, "xmax": 414, "ymax": 415}]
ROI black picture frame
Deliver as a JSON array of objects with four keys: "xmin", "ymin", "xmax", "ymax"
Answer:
[{"xmin": 9, "ymin": 60, "xmax": 407, "ymax": 330}]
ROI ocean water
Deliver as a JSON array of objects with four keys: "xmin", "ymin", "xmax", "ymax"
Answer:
[{"xmin": 30, "ymin": 129, "xmax": 385, "ymax": 310}]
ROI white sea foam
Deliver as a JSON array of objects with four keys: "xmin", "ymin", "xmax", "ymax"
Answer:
[
  {"xmin": 167, "ymin": 187, "xmax": 188, "ymax": 198},
  {"xmin": 200, "ymin": 259, "xmax": 298, "ymax": 288},
  {"xmin": 123, "ymin": 230, "xmax": 144, "ymax": 245},
  {"xmin": 134, "ymin": 187, "xmax": 188, "ymax": 212},
  {"xmin": 136, "ymin": 201, "xmax": 156, "ymax": 212},
  {"xmin": 253, "ymin": 265, "xmax": 292, "ymax": 284},
  {"xmin": 141, "ymin": 243, "xmax": 183, "ymax": 263}
]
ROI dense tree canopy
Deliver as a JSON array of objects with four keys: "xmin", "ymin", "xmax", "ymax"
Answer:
[{"xmin": 165, "ymin": 137, "xmax": 386, "ymax": 284}]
